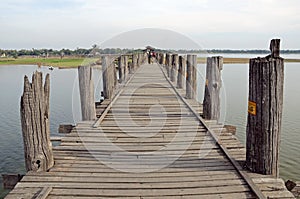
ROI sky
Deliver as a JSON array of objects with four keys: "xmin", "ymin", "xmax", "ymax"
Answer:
[{"xmin": 0, "ymin": 0, "xmax": 299, "ymax": 50}]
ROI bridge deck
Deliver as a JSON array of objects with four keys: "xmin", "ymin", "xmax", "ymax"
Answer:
[{"xmin": 5, "ymin": 63, "xmax": 294, "ymax": 198}]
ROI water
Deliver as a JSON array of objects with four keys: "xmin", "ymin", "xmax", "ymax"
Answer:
[
  {"xmin": 0, "ymin": 65, "xmax": 102, "ymax": 198},
  {"xmin": 0, "ymin": 58, "xmax": 300, "ymax": 197}
]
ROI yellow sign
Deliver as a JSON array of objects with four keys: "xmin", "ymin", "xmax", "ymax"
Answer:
[{"xmin": 248, "ymin": 101, "xmax": 257, "ymax": 116}]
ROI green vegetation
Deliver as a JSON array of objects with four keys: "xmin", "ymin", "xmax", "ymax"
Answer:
[
  {"xmin": 0, "ymin": 57, "xmax": 99, "ymax": 68},
  {"xmin": 1, "ymin": 46, "xmax": 300, "ymax": 67},
  {"xmin": 0, "ymin": 47, "xmax": 139, "ymax": 59}
]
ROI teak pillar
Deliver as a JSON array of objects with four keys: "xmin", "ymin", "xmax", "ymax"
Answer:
[
  {"xmin": 246, "ymin": 39, "xmax": 284, "ymax": 177},
  {"xmin": 20, "ymin": 72, "xmax": 54, "ymax": 172},
  {"xmin": 171, "ymin": 54, "xmax": 178, "ymax": 82},
  {"xmin": 186, "ymin": 54, "xmax": 197, "ymax": 99},
  {"xmin": 203, "ymin": 56, "xmax": 223, "ymax": 121},
  {"xmin": 177, "ymin": 55, "xmax": 186, "ymax": 89},
  {"xmin": 102, "ymin": 56, "xmax": 115, "ymax": 99},
  {"xmin": 78, "ymin": 66, "xmax": 96, "ymax": 121}
]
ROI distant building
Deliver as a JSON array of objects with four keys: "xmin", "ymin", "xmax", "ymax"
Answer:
[{"xmin": 1, "ymin": 53, "xmax": 6, "ymax": 58}]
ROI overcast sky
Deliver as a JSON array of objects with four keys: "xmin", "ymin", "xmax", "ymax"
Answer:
[{"xmin": 1, "ymin": 0, "xmax": 299, "ymax": 49}]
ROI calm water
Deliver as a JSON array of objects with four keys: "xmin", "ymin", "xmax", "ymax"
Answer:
[
  {"xmin": 0, "ymin": 56, "xmax": 300, "ymax": 197},
  {"xmin": 0, "ymin": 65, "xmax": 102, "ymax": 198}
]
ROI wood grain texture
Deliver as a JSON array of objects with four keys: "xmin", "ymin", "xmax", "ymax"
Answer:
[
  {"xmin": 246, "ymin": 47, "xmax": 284, "ymax": 177},
  {"xmin": 177, "ymin": 55, "xmax": 186, "ymax": 89},
  {"xmin": 203, "ymin": 56, "xmax": 223, "ymax": 120},
  {"xmin": 78, "ymin": 66, "xmax": 96, "ymax": 121},
  {"xmin": 170, "ymin": 54, "xmax": 178, "ymax": 82},
  {"xmin": 20, "ymin": 72, "xmax": 54, "ymax": 172},
  {"xmin": 8, "ymin": 61, "xmax": 293, "ymax": 199},
  {"xmin": 186, "ymin": 54, "xmax": 197, "ymax": 99},
  {"xmin": 102, "ymin": 56, "xmax": 116, "ymax": 99}
]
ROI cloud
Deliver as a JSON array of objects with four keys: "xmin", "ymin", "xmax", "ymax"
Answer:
[{"xmin": 0, "ymin": 0, "xmax": 299, "ymax": 49}]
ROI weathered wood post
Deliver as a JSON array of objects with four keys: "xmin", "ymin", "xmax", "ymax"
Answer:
[
  {"xmin": 177, "ymin": 55, "xmax": 186, "ymax": 89},
  {"xmin": 113, "ymin": 59, "xmax": 118, "ymax": 87},
  {"xmin": 192, "ymin": 55, "xmax": 197, "ymax": 96},
  {"xmin": 118, "ymin": 56, "xmax": 124, "ymax": 83},
  {"xmin": 102, "ymin": 56, "xmax": 114, "ymax": 99},
  {"xmin": 131, "ymin": 54, "xmax": 138, "ymax": 73},
  {"xmin": 160, "ymin": 53, "xmax": 165, "ymax": 65},
  {"xmin": 161, "ymin": 53, "xmax": 166, "ymax": 65},
  {"xmin": 186, "ymin": 54, "xmax": 197, "ymax": 99},
  {"xmin": 78, "ymin": 66, "xmax": 96, "ymax": 121},
  {"xmin": 118, "ymin": 55, "xmax": 128, "ymax": 83},
  {"xmin": 171, "ymin": 54, "xmax": 178, "ymax": 82},
  {"xmin": 123, "ymin": 55, "xmax": 129, "ymax": 81},
  {"xmin": 203, "ymin": 56, "xmax": 223, "ymax": 120},
  {"xmin": 165, "ymin": 53, "xmax": 171, "ymax": 77},
  {"xmin": 165, "ymin": 54, "xmax": 169, "ymax": 75},
  {"xmin": 246, "ymin": 39, "xmax": 284, "ymax": 177},
  {"xmin": 20, "ymin": 71, "xmax": 54, "ymax": 172},
  {"xmin": 137, "ymin": 53, "xmax": 142, "ymax": 67}
]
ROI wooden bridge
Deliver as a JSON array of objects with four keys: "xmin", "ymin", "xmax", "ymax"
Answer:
[{"xmin": 4, "ymin": 43, "xmax": 296, "ymax": 198}]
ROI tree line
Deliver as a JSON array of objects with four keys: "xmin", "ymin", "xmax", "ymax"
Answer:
[
  {"xmin": 0, "ymin": 47, "xmax": 138, "ymax": 59},
  {"xmin": 1, "ymin": 47, "xmax": 299, "ymax": 59}
]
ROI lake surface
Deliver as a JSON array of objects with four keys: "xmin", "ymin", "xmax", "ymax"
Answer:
[
  {"xmin": 0, "ymin": 65, "xmax": 103, "ymax": 198},
  {"xmin": 0, "ymin": 55, "xmax": 300, "ymax": 197}
]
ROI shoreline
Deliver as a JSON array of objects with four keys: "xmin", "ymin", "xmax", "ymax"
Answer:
[{"xmin": 0, "ymin": 57, "xmax": 299, "ymax": 68}]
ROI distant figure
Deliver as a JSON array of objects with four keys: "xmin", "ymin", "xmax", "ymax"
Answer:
[
  {"xmin": 152, "ymin": 51, "xmax": 156, "ymax": 63},
  {"xmin": 49, "ymin": 66, "xmax": 54, "ymax": 71}
]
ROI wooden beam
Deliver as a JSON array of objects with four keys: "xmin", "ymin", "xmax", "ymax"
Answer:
[
  {"xmin": 58, "ymin": 124, "xmax": 74, "ymax": 134},
  {"xmin": 2, "ymin": 174, "xmax": 23, "ymax": 189}
]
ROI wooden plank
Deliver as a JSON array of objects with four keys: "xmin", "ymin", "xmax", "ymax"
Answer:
[
  {"xmin": 159, "ymin": 64, "xmax": 267, "ymax": 199},
  {"xmin": 35, "ymin": 187, "xmax": 52, "ymax": 199},
  {"xmin": 40, "ymin": 185, "xmax": 251, "ymax": 197},
  {"xmin": 7, "ymin": 63, "xmax": 291, "ymax": 199},
  {"xmin": 17, "ymin": 180, "xmax": 247, "ymax": 190}
]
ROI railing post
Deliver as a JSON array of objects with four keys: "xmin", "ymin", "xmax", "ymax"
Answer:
[
  {"xmin": 161, "ymin": 53, "xmax": 166, "ymax": 65},
  {"xmin": 118, "ymin": 55, "xmax": 129, "ymax": 83},
  {"xmin": 20, "ymin": 72, "xmax": 54, "ymax": 172},
  {"xmin": 246, "ymin": 39, "xmax": 284, "ymax": 177},
  {"xmin": 165, "ymin": 54, "xmax": 171, "ymax": 77},
  {"xmin": 160, "ymin": 53, "xmax": 165, "ymax": 65},
  {"xmin": 118, "ymin": 56, "xmax": 124, "ymax": 83},
  {"xmin": 137, "ymin": 53, "xmax": 142, "ymax": 67},
  {"xmin": 177, "ymin": 55, "xmax": 186, "ymax": 89},
  {"xmin": 186, "ymin": 54, "xmax": 197, "ymax": 99},
  {"xmin": 171, "ymin": 54, "xmax": 178, "ymax": 82},
  {"xmin": 131, "ymin": 54, "xmax": 138, "ymax": 73},
  {"xmin": 102, "ymin": 56, "xmax": 115, "ymax": 99},
  {"xmin": 78, "ymin": 66, "xmax": 96, "ymax": 121},
  {"xmin": 203, "ymin": 56, "xmax": 223, "ymax": 121},
  {"xmin": 123, "ymin": 55, "xmax": 129, "ymax": 82}
]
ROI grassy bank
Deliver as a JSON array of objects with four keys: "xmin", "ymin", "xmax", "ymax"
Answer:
[
  {"xmin": 0, "ymin": 57, "xmax": 299, "ymax": 68},
  {"xmin": 0, "ymin": 57, "xmax": 98, "ymax": 68}
]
